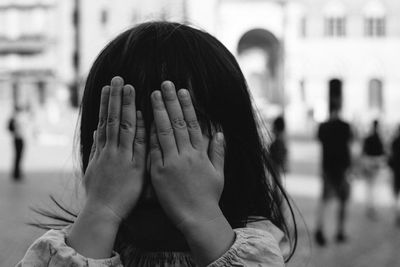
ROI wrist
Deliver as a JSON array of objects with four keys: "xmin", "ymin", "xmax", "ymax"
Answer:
[
  {"xmin": 66, "ymin": 201, "xmax": 121, "ymax": 259},
  {"xmin": 84, "ymin": 198, "xmax": 123, "ymax": 226},
  {"xmin": 178, "ymin": 205, "xmax": 235, "ymax": 266},
  {"xmin": 177, "ymin": 203, "xmax": 231, "ymax": 239}
]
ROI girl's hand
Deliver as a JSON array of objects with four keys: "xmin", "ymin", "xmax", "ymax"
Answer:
[
  {"xmin": 150, "ymin": 81, "xmax": 225, "ymax": 229},
  {"xmin": 150, "ymin": 81, "xmax": 234, "ymax": 266},
  {"xmin": 84, "ymin": 76, "xmax": 146, "ymax": 223}
]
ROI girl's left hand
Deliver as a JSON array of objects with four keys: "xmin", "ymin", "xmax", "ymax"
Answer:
[{"xmin": 149, "ymin": 81, "xmax": 226, "ymax": 231}]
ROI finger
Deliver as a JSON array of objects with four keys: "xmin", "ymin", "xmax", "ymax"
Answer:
[
  {"xmin": 106, "ymin": 76, "xmax": 124, "ymax": 147},
  {"xmin": 177, "ymin": 89, "xmax": 203, "ymax": 150},
  {"xmin": 161, "ymin": 81, "xmax": 190, "ymax": 152},
  {"xmin": 89, "ymin": 131, "xmax": 97, "ymax": 162},
  {"xmin": 151, "ymin": 90, "xmax": 178, "ymax": 156},
  {"xmin": 149, "ymin": 123, "xmax": 163, "ymax": 164},
  {"xmin": 119, "ymin": 84, "xmax": 136, "ymax": 151},
  {"xmin": 133, "ymin": 110, "xmax": 146, "ymax": 166},
  {"xmin": 96, "ymin": 86, "xmax": 110, "ymax": 150},
  {"xmin": 208, "ymin": 132, "xmax": 225, "ymax": 176}
]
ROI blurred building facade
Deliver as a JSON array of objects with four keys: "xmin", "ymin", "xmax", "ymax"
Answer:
[
  {"xmin": 194, "ymin": 0, "xmax": 400, "ymax": 136},
  {"xmin": 74, "ymin": 0, "xmax": 400, "ymax": 136},
  {"xmin": 1, "ymin": 0, "xmax": 400, "ymax": 137},
  {"xmin": 0, "ymin": 0, "xmax": 73, "ymax": 130}
]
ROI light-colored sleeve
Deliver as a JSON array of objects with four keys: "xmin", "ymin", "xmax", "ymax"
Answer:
[
  {"xmin": 16, "ymin": 228, "xmax": 123, "ymax": 267},
  {"xmin": 207, "ymin": 220, "xmax": 289, "ymax": 267}
]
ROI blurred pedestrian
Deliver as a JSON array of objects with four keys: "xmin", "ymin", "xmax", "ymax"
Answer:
[
  {"xmin": 270, "ymin": 115, "xmax": 288, "ymax": 173},
  {"xmin": 361, "ymin": 120, "xmax": 385, "ymax": 219},
  {"xmin": 388, "ymin": 125, "xmax": 400, "ymax": 226},
  {"xmin": 8, "ymin": 106, "xmax": 27, "ymax": 181},
  {"xmin": 314, "ymin": 99, "xmax": 353, "ymax": 246}
]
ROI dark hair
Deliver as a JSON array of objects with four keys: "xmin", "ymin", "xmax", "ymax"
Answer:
[{"xmin": 36, "ymin": 21, "xmax": 297, "ymax": 261}]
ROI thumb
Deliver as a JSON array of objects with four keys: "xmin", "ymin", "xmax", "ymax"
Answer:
[
  {"xmin": 209, "ymin": 132, "xmax": 225, "ymax": 176},
  {"xmin": 89, "ymin": 131, "xmax": 97, "ymax": 162}
]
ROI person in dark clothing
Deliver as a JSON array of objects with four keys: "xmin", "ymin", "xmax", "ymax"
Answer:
[
  {"xmin": 314, "ymin": 101, "xmax": 352, "ymax": 246},
  {"xmin": 9, "ymin": 106, "xmax": 27, "ymax": 181},
  {"xmin": 388, "ymin": 125, "xmax": 400, "ymax": 226},
  {"xmin": 270, "ymin": 116, "xmax": 288, "ymax": 174},
  {"xmin": 362, "ymin": 120, "xmax": 385, "ymax": 219}
]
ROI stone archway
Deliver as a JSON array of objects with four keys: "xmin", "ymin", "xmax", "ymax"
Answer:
[{"xmin": 237, "ymin": 29, "xmax": 282, "ymax": 118}]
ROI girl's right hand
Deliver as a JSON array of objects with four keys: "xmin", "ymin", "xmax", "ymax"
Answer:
[{"xmin": 84, "ymin": 76, "xmax": 147, "ymax": 223}]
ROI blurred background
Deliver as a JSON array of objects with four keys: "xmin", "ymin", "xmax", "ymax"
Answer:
[{"xmin": 1, "ymin": 0, "xmax": 400, "ymax": 266}]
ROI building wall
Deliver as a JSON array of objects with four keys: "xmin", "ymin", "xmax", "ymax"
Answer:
[
  {"xmin": 1, "ymin": 0, "xmax": 399, "ymax": 137},
  {"xmin": 200, "ymin": 0, "xmax": 400, "ymax": 135},
  {"xmin": 285, "ymin": 0, "xmax": 400, "ymax": 135},
  {"xmin": 0, "ymin": 0, "xmax": 73, "ymax": 114}
]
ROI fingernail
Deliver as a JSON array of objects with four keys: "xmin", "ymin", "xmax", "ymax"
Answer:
[
  {"xmin": 178, "ymin": 89, "xmax": 188, "ymax": 98},
  {"xmin": 124, "ymin": 85, "xmax": 133, "ymax": 96},
  {"xmin": 162, "ymin": 81, "xmax": 174, "ymax": 95},
  {"xmin": 216, "ymin": 132, "xmax": 224, "ymax": 142},
  {"xmin": 153, "ymin": 90, "xmax": 162, "ymax": 100},
  {"xmin": 111, "ymin": 76, "xmax": 123, "ymax": 86},
  {"xmin": 136, "ymin": 110, "xmax": 142, "ymax": 119}
]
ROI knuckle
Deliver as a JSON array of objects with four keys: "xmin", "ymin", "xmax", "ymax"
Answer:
[
  {"xmin": 103, "ymin": 146, "xmax": 116, "ymax": 156},
  {"xmin": 122, "ymin": 94, "xmax": 132, "ymax": 106},
  {"xmin": 107, "ymin": 115, "xmax": 119, "ymax": 126},
  {"xmin": 151, "ymin": 164, "xmax": 164, "ymax": 176},
  {"xmin": 150, "ymin": 140, "xmax": 160, "ymax": 150},
  {"xmin": 110, "ymin": 87, "xmax": 121, "ymax": 96},
  {"xmin": 186, "ymin": 119, "xmax": 200, "ymax": 130},
  {"xmin": 171, "ymin": 117, "xmax": 187, "ymax": 129},
  {"xmin": 163, "ymin": 92, "xmax": 177, "ymax": 101},
  {"xmin": 119, "ymin": 120, "xmax": 133, "ymax": 130},
  {"xmin": 98, "ymin": 117, "xmax": 106, "ymax": 128},
  {"xmin": 158, "ymin": 127, "xmax": 173, "ymax": 136},
  {"xmin": 134, "ymin": 132, "xmax": 146, "ymax": 145},
  {"xmin": 180, "ymin": 96, "xmax": 192, "ymax": 107}
]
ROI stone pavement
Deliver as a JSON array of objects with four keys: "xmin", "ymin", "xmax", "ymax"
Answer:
[
  {"xmin": 0, "ymin": 134, "xmax": 399, "ymax": 266},
  {"xmin": 1, "ymin": 170, "xmax": 399, "ymax": 267}
]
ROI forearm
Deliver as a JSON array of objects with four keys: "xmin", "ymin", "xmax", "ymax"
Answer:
[
  {"xmin": 180, "ymin": 207, "xmax": 235, "ymax": 267},
  {"xmin": 66, "ymin": 201, "xmax": 121, "ymax": 259}
]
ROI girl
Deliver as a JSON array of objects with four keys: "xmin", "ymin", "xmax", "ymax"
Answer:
[{"xmin": 17, "ymin": 21, "xmax": 297, "ymax": 266}]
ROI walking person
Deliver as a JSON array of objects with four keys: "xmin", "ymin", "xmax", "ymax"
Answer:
[
  {"xmin": 8, "ymin": 106, "xmax": 27, "ymax": 181},
  {"xmin": 314, "ymin": 99, "xmax": 353, "ymax": 246},
  {"xmin": 361, "ymin": 120, "xmax": 385, "ymax": 219},
  {"xmin": 388, "ymin": 125, "xmax": 400, "ymax": 226},
  {"xmin": 270, "ymin": 116, "xmax": 288, "ymax": 174}
]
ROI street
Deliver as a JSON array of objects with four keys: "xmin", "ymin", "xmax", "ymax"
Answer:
[{"xmin": 0, "ymin": 138, "xmax": 399, "ymax": 266}]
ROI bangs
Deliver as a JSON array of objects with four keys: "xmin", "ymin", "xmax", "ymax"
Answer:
[{"xmin": 88, "ymin": 22, "xmax": 220, "ymax": 135}]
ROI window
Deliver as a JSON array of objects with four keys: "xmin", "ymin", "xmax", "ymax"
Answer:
[
  {"xmin": 325, "ymin": 16, "xmax": 346, "ymax": 37},
  {"xmin": 364, "ymin": 17, "xmax": 385, "ymax": 37},
  {"xmin": 324, "ymin": 1, "xmax": 346, "ymax": 37},
  {"xmin": 363, "ymin": 1, "xmax": 386, "ymax": 37}
]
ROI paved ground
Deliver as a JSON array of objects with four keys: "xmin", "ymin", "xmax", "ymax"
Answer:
[{"xmin": 1, "ymin": 135, "xmax": 399, "ymax": 266}]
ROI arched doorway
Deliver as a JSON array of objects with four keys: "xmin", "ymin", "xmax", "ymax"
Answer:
[
  {"xmin": 237, "ymin": 29, "xmax": 282, "ymax": 118},
  {"xmin": 368, "ymin": 78, "xmax": 383, "ymax": 112}
]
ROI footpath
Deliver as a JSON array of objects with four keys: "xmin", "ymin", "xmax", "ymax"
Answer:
[{"xmin": 0, "ymin": 134, "xmax": 399, "ymax": 266}]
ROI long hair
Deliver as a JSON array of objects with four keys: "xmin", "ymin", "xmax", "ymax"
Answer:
[{"xmin": 35, "ymin": 21, "xmax": 297, "ymax": 261}]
